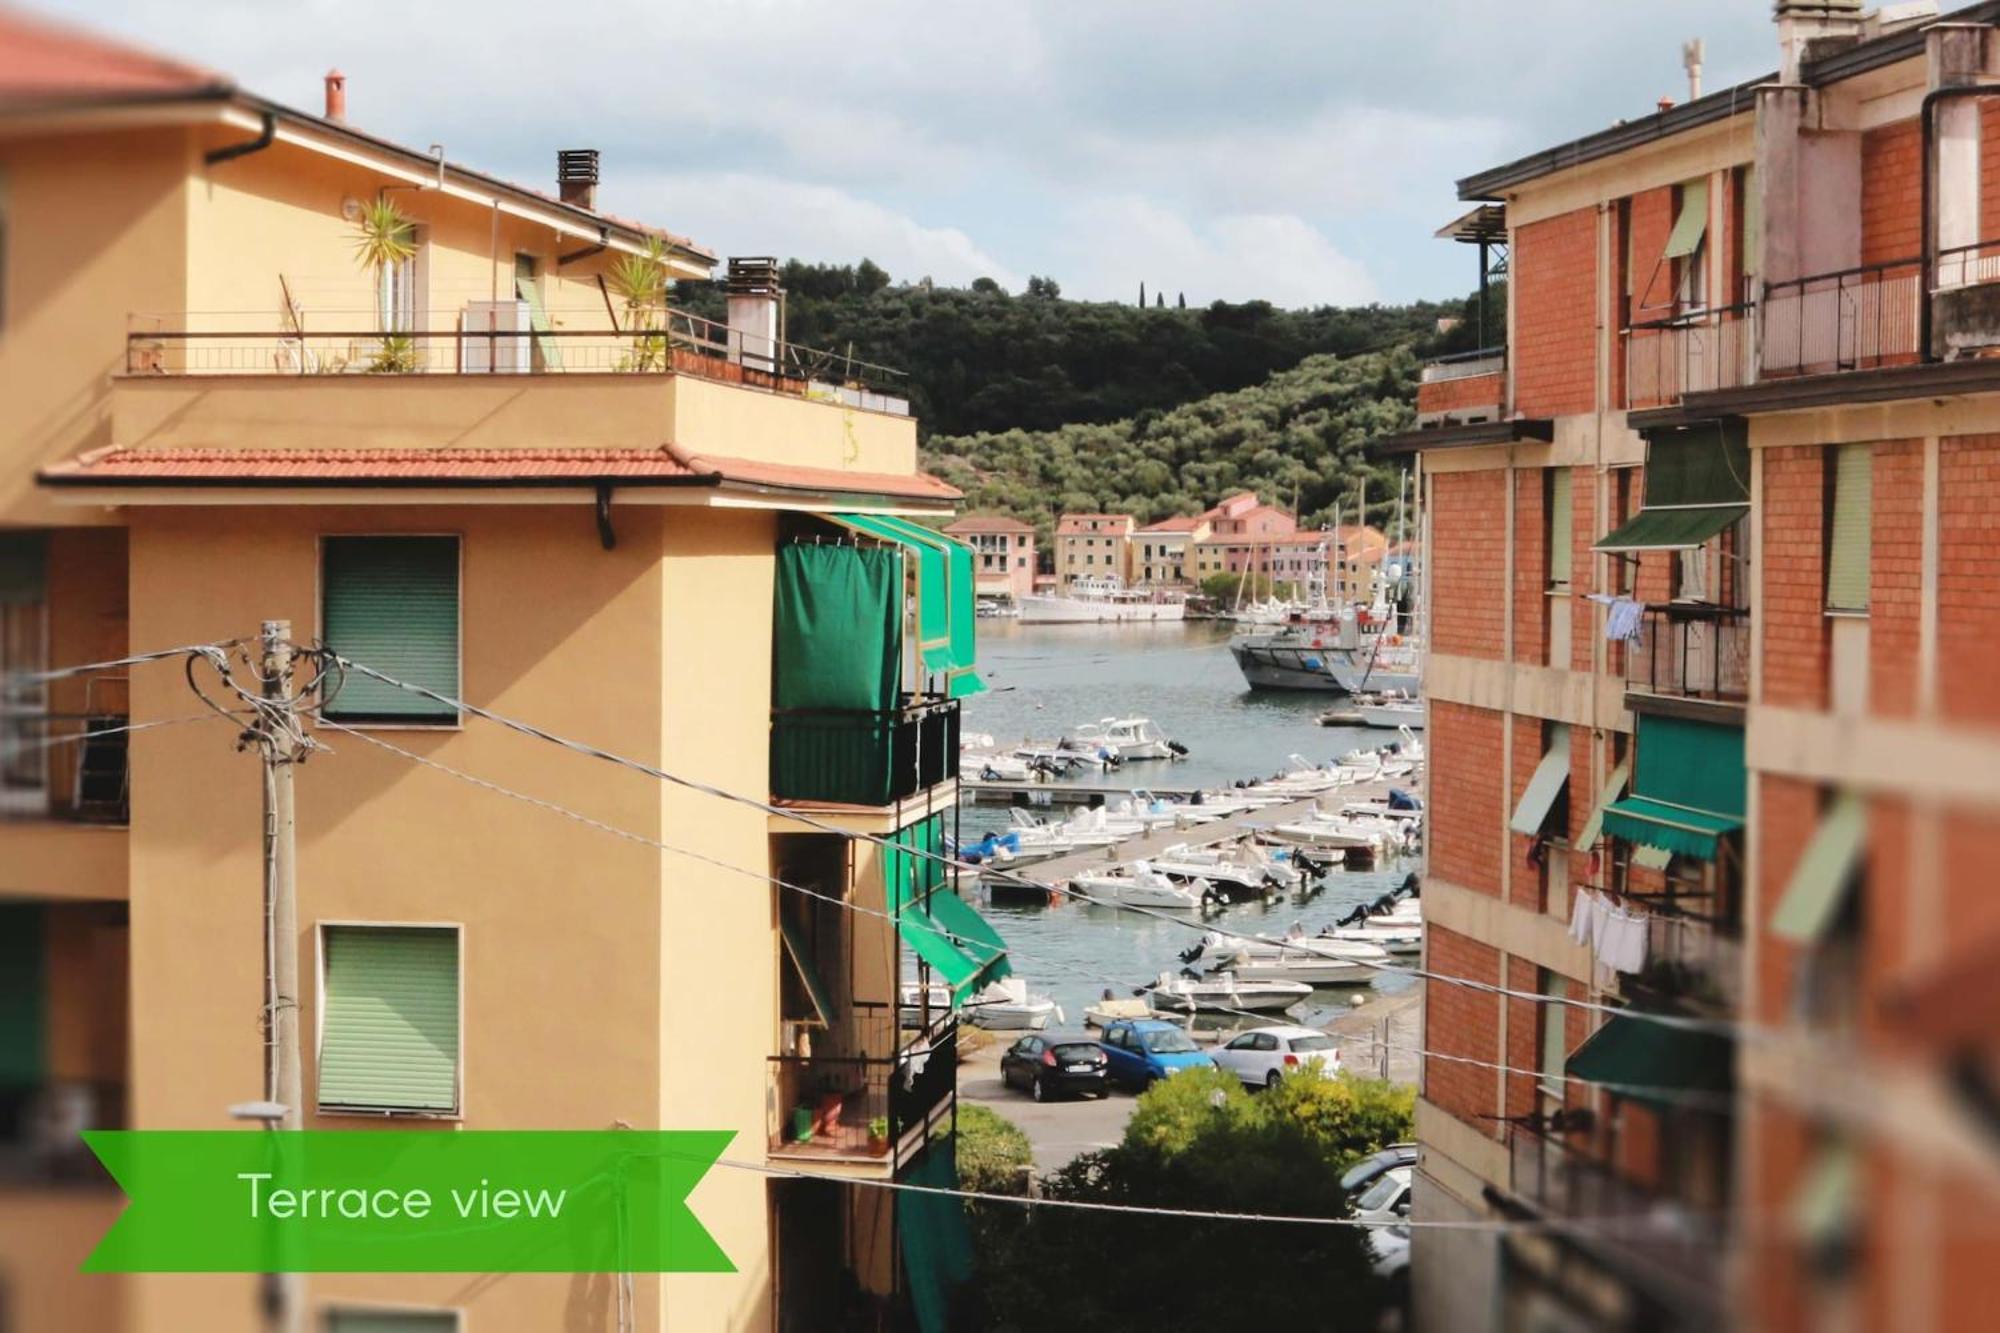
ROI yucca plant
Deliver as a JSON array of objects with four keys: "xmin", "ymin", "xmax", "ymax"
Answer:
[
  {"xmin": 606, "ymin": 236, "xmax": 673, "ymax": 372},
  {"xmin": 351, "ymin": 197, "xmax": 419, "ymax": 371}
]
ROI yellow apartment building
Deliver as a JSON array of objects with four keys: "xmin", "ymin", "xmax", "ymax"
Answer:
[
  {"xmin": 1052, "ymin": 513, "xmax": 1135, "ymax": 590},
  {"xmin": 0, "ymin": 13, "xmax": 1003, "ymax": 1333}
]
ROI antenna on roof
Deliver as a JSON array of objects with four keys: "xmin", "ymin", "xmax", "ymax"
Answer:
[{"xmin": 1682, "ymin": 38, "xmax": 1704, "ymax": 101}]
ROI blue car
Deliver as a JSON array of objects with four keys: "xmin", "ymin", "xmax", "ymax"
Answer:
[{"xmin": 1098, "ymin": 1018, "xmax": 1216, "ymax": 1089}]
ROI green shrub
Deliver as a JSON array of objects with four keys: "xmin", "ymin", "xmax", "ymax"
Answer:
[{"xmin": 946, "ymin": 1103, "xmax": 1033, "ymax": 1196}]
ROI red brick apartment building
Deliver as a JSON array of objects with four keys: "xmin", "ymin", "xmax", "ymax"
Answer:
[{"xmin": 1373, "ymin": 4, "xmax": 2000, "ymax": 1330}]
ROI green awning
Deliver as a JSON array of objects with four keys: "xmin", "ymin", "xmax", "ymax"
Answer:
[
  {"xmin": 1791, "ymin": 1143, "xmax": 1858, "ymax": 1247},
  {"xmin": 832, "ymin": 514, "xmax": 984, "ymax": 697},
  {"xmin": 778, "ymin": 916, "xmax": 834, "ymax": 1027},
  {"xmin": 1594, "ymin": 503, "xmax": 1747, "ymax": 553},
  {"xmin": 1565, "ymin": 1012, "xmax": 1732, "ymax": 1110},
  {"xmin": 1601, "ymin": 796, "xmax": 1743, "ymax": 861},
  {"xmin": 1633, "ymin": 712, "xmax": 1745, "ymax": 818},
  {"xmin": 1662, "ymin": 179, "xmax": 1709, "ymax": 259},
  {"xmin": 1575, "ymin": 760, "xmax": 1631, "ymax": 853},
  {"xmin": 1770, "ymin": 794, "xmax": 1866, "ymax": 943},
  {"xmin": 898, "ymin": 896, "xmax": 1011, "ymax": 1002},
  {"xmin": 1509, "ymin": 725, "xmax": 1571, "ymax": 836}
]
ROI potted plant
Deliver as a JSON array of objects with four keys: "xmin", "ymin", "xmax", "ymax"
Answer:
[
  {"xmin": 350, "ymin": 196, "xmax": 419, "ymax": 372},
  {"xmin": 789, "ymin": 1104, "xmax": 815, "ymax": 1144},
  {"xmin": 866, "ymin": 1116, "xmax": 890, "ymax": 1156},
  {"xmin": 605, "ymin": 236, "xmax": 673, "ymax": 372}
]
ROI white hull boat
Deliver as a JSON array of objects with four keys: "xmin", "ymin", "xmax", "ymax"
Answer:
[
  {"xmin": 1353, "ymin": 692, "xmax": 1425, "ymax": 730},
  {"xmin": 1020, "ymin": 578, "xmax": 1186, "ymax": 624},
  {"xmin": 901, "ymin": 978, "xmax": 1058, "ymax": 1031},
  {"xmin": 1083, "ymin": 996, "xmax": 1155, "ymax": 1029},
  {"xmin": 1067, "ymin": 863, "xmax": 1209, "ymax": 910},
  {"xmin": 1144, "ymin": 971, "xmax": 1313, "ymax": 1015},
  {"xmin": 1212, "ymin": 949, "xmax": 1385, "ymax": 987},
  {"xmin": 1069, "ymin": 717, "xmax": 1187, "ymax": 761}
]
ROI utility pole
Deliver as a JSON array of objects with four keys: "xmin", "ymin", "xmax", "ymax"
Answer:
[{"xmin": 256, "ymin": 620, "xmax": 304, "ymax": 1333}]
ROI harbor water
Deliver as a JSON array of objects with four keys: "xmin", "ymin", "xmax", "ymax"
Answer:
[{"xmin": 958, "ymin": 619, "xmax": 1420, "ymax": 1030}]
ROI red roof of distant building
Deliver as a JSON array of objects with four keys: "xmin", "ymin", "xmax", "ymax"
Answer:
[
  {"xmin": 40, "ymin": 444, "xmax": 960, "ymax": 502},
  {"xmin": 0, "ymin": 10, "xmax": 227, "ymax": 109},
  {"xmin": 1139, "ymin": 515, "xmax": 1205, "ymax": 533},
  {"xmin": 946, "ymin": 515, "xmax": 1035, "ymax": 534},
  {"xmin": 1055, "ymin": 514, "xmax": 1133, "ymax": 534}
]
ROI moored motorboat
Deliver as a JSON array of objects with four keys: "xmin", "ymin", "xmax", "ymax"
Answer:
[
  {"xmin": 1066, "ymin": 862, "xmax": 1209, "ymax": 910},
  {"xmin": 1208, "ymin": 937, "xmax": 1392, "ymax": 986},
  {"xmin": 1143, "ymin": 970, "xmax": 1313, "ymax": 1015}
]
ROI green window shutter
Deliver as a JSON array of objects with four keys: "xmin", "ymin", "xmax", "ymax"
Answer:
[
  {"xmin": 0, "ymin": 902, "xmax": 46, "ymax": 1086},
  {"xmin": 0, "ymin": 530, "xmax": 47, "ymax": 605},
  {"xmin": 1663, "ymin": 179, "xmax": 1709, "ymax": 260},
  {"xmin": 1538, "ymin": 974, "xmax": 1568, "ymax": 1089},
  {"xmin": 329, "ymin": 1312, "xmax": 457, "ymax": 1333},
  {"xmin": 320, "ymin": 926, "xmax": 460, "ymax": 1113},
  {"xmin": 1826, "ymin": 443, "xmax": 1872, "ymax": 613},
  {"xmin": 323, "ymin": 537, "xmax": 460, "ymax": 722},
  {"xmin": 1547, "ymin": 468, "xmax": 1573, "ymax": 586}
]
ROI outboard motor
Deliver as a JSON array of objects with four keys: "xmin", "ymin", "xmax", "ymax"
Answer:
[
  {"xmin": 1400, "ymin": 870, "xmax": 1421, "ymax": 897},
  {"xmin": 1167, "ymin": 739, "xmax": 1190, "ymax": 757},
  {"xmin": 1179, "ymin": 941, "xmax": 1206, "ymax": 965}
]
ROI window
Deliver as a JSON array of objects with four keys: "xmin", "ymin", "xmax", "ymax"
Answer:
[
  {"xmin": 318, "ymin": 925, "xmax": 461, "ymax": 1115},
  {"xmin": 378, "ymin": 227, "xmax": 425, "ymax": 334},
  {"xmin": 1546, "ymin": 468, "xmax": 1572, "ymax": 590},
  {"xmin": 1538, "ymin": 972, "xmax": 1568, "ymax": 1105},
  {"xmin": 0, "ymin": 532, "xmax": 47, "ymax": 805},
  {"xmin": 1825, "ymin": 443, "xmax": 1872, "ymax": 613},
  {"xmin": 321, "ymin": 536, "xmax": 460, "ymax": 724},
  {"xmin": 1666, "ymin": 179, "xmax": 1709, "ymax": 311}
]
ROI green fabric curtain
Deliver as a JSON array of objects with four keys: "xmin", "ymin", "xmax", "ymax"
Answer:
[
  {"xmin": 899, "ymin": 1137, "xmax": 975, "ymax": 1333},
  {"xmin": 1601, "ymin": 796, "xmax": 1743, "ymax": 861},
  {"xmin": 0, "ymin": 902, "xmax": 45, "ymax": 1086},
  {"xmin": 1771, "ymin": 793, "xmax": 1866, "ymax": 943},
  {"xmin": 926, "ymin": 890, "xmax": 1011, "ymax": 990},
  {"xmin": 1565, "ymin": 1013, "xmax": 1733, "ymax": 1110},
  {"xmin": 832, "ymin": 515, "xmax": 984, "ymax": 696},
  {"xmin": 1633, "ymin": 713, "xmax": 1745, "ymax": 818},
  {"xmin": 772, "ymin": 544, "xmax": 901, "ymax": 712},
  {"xmin": 891, "ymin": 815, "xmax": 1011, "ymax": 1002}
]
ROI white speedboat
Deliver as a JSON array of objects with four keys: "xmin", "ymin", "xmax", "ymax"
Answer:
[
  {"xmin": 1143, "ymin": 970, "xmax": 1313, "ymax": 1015},
  {"xmin": 1209, "ymin": 937, "xmax": 1392, "ymax": 986},
  {"xmin": 1151, "ymin": 840, "xmax": 1302, "ymax": 893},
  {"xmin": 1067, "ymin": 862, "xmax": 1209, "ymax": 910},
  {"xmin": 1353, "ymin": 691, "xmax": 1425, "ymax": 730},
  {"xmin": 901, "ymin": 977, "xmax": 1057, "ymax": 1031},
  {"xmin": 1070, "ymin": 717, "xmax": 1187, "ymax": 761},
  {"xmin": 1083, "ymin": 995, "xmax": 1155, "ymax": 1028}
]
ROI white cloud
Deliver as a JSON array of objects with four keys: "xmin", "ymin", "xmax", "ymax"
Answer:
[
  {"xmin": 1056, "ymin": 196, "xmax": 1375, "ymax": 307},
  {"xmin": 611, "ymin": 172, "xmax": 1024, "ymax": 290}
]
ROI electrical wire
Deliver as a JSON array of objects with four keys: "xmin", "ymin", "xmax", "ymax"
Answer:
[
  {"xmin": 0, "ymin": 640, "xmax": 244, "ymax": 688},
  {"xmin": 319, "ymin": 718, "xmax": 1737, "ymax": 1114},
  {"xmin": 318, "ymin": 652, "xmax": 1758, "ymax": 1040}
]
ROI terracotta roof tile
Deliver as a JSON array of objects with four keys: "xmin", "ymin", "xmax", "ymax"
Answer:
[
  {"xmin": 1139, "ymin": 515, "xmax": 1205, "ymax": 532},
  {"xmin": 41, "ymin": 444, "xmax": 960, "ymax": 503},
  {"xmin": 0, "ymin": 10, "xmax": 226, "ymax": 108},
  {"xmin": 945, "ymin": 515, "xmax": 1034, "ymax": 534}
]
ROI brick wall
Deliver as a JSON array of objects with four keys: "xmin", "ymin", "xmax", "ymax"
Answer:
[
  {"xmin": 1869, "ymin": 440, "xmax": 1924, "ymax": 717},
  {"xmin": 1513, "ymin": 468, "xmax": 1547, "ymax": 664},
  {"xmin": 1755, "ymin": 773, "xmax": 1821, "ymax": 1022},
  {"xmin": 1416, "ymin": 370, "xmax": 1505, "ymax": 418},
  {"xmin": 1429, "ymin": 700, "xmax": 1506, "ymax": 897},
  {"xmin": 1430, "ymin": 469, "xmax": 1507, "ymax": 659},
  {"xmin": 1939, "ymin": 435, "xmax": 2000, "ymax": 726},
  {"xmin": 1861, "ymin": 120, "xmax": 1920, "ymax": 267},
  {"xmin": 1864, "ymin": 794, "xmax": 1910, "ymax": 1048},
  {"xmin": 1982, "ymin": 102, "xmax": 2000, "ymax": 236},
  {"xmin": 1760, "ymin": 445, "xmax": 1830, "ymax": 710},
  {"xmin": 1504, "ymin": 956, "xmax": 1538, "ymax": 1121},
  {"xmin": 1513, "ymin": 208, "xmax": 1599, "ymax": 418},
  {"xmin": 1626, "ymin": 185, "xmax": 1676, "ymax": 322},
  {"xmin": 1425, "ymin": 924, "xmax": 1501, "ymax": 1133}
]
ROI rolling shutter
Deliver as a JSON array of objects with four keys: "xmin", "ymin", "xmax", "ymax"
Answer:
[
  {"xmin": 0, "ymin": 902, "xmax": 45, "ymax": 1086},
  {"xmin": 319, "ymin": 926, "xmax": 460, "ymax": 1113},
  {"xmin": 1826, "ymin": 444, "xmax": 1872, "ymax": 613},
  {"xmin": 323, "ymin": 536, "xmax": 460, "ymax": 722}
]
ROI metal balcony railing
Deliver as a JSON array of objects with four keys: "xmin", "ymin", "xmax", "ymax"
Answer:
[
  {"xmin": 1761, "ymin": 257, "xmax": 1921, "ymax": 378},
  {"xmin": 1623, "ymin": 304, "xmax": 1754, "ymax": 409},
  {"xmin": 1625, "ymin": 912, "xmax": 1744, "ymax": 1016},
  {"xmin": 1625, "ymin": 606, "xmax": 1749, "ymax": 703},
  {"xmin": 122, "ymin": 307, "xmax": 909, "ymax": 408},
  {"xmin": 768, "ymin": 1002, "xmax": 956, "ymax": 1168},
  {"xmin": 771, "ymin": 694, "xmax": 959, "ymax": 807}
]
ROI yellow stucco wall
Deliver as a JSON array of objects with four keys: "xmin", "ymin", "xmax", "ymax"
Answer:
[{"xmin": 0, "ymin": 128, "xmax": 189, "ymax": 525}]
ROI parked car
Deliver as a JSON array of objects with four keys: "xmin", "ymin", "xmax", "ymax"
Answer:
[
  {"xmin": 1340, "ymin": 1143, "xmax": 1417, "ymax": 1194},
  {"xmin": 1209, "ymin": 1024, "xmax": 1342, "ymax": 1089},
  {"xmin": 999, "ymin": 1031, "xmax": 1110, "ymax": 1102},
  {"xmin": 1353, "ymin": 1164, "xmax": 1412, "ymax": 1222},
  {"xmin": 1356, "ymin": 1164, "xmax": 1413, "ymax": 1306},
  {"xmin": 1097, "ymin": 1018, "xmax": 1216, "ymax": 1089}
]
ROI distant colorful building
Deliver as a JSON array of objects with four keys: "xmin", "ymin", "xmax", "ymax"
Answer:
[
  {"xmin": 1053, "ymin": 513, "xmax": 1137, "ymax": 589},
  {"xmin": 945, "ymin": 515, "xmax": 1037, "ymax": 603},
  {"xmin": 1133, "ymin": 514, "xmax": 1210, "ymax": 586}
]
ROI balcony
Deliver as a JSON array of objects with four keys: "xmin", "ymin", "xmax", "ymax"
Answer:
[
  {"xmin": 1624, "ymin": 605, "xmax": 1749, "ymax": 706},
  {"xmin": 124, "ymin": 306, "xmax": 909, "ymax": 414},
  {"xmin": 768, "ymin": 1003, "xmax": 956, "ymax": 1173},
  {"xmin": 1623, "ymin": 305, "xmax": 1754, "ymax": 410},
  {"xmin": 1622, "ymin": 911, "xmax": 1744, "ymax": 1017},
  {"xmin": 771, "ymin": 694, "xmax": 959, "ymax": 808},
  {"xmin": 1761, "ymin": 257, "xmax": 1921, "ymax": 378},
  {"xmin": 1507, "ymin": 1123, "xmax": 1726, "ymax": 1308},
  {"xmin": 0, "ymin": 1080, "xmax": 124, "ymax": 1187},
  {"xmin": 1415, "ymin": 347, "xmax": 1506, "ymax": 426}
]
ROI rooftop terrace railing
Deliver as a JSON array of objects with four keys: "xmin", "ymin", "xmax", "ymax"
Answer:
[
  {"xmin": 1760, "ymin": 257, "xmax": 1921, "ymax": 378},
  {"xmin": 1623, "ymin": 304, "xmax": 1755, "ymax": 409},
  {"xmin": 123, "ymin": 306, "xmax": 910, "ymax": 410},
  {"xmin": 1419, "ymin": 346, "xmax": 1507, "ymax": 383}
]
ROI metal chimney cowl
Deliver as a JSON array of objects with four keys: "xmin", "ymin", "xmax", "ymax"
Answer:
[{"xmin": 557, "ymin": 149, "xmax": 599, "ymax": 211}]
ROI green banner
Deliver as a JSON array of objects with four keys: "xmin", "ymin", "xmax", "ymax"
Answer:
[{"xmin": 81, "ymin": 1130, "xmax": 734, "ymax": 1273}]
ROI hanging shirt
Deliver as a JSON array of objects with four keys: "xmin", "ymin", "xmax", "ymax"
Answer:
[{"xmin": 1597, "ymin": 903, "xmax": 1650, "ymax": 974}]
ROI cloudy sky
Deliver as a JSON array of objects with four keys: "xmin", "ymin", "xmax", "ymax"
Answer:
[{"xmin": 37, "ymin": 0, "xmax": 1778, "ymax": 306}]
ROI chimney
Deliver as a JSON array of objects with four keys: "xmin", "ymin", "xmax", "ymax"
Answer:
[
  {"xmin": 724, "ymin": 257, "xmax": 783, "ymax": 372},
  {"xmin": 323, "ymin": 69, "xmax": 346, "ymax": 122},
  {"xmin": 557, "ymin": 149, "xmax": 600, "ymax": 211},
  {"xmin": 1774, "ymin": 0, "xmax": 1865, "ymax": 84}
]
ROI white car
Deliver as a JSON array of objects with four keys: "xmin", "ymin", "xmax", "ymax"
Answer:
[{"xmin": 1208, "ymin": 1024, "xmax": 1342, "ymax": 1089}]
